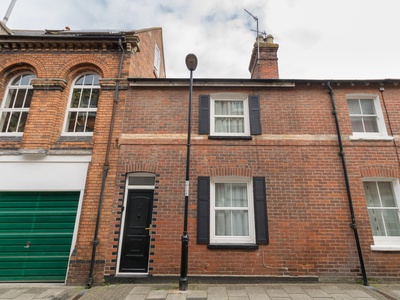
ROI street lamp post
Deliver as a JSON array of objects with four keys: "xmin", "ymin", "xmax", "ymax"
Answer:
[{"xmin": 179, "ymin": 53, "xmax": 198, "ymax": 291}]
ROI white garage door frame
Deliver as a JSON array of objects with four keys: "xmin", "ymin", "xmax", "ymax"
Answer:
[{"xmin": 0, "ymin": 154, "xmax": 91, "ymax": 282}]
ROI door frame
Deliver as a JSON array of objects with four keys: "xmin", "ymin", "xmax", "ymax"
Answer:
[{"xmin": 116, "ymin": 172, "xmax": 155, "ymax": 276}]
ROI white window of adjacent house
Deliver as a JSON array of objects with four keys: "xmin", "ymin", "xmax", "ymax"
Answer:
[
  {"xmin": 210, "ymin": 93, "xmax": 250, "ymax": 137},
  {"xmin": 364, "ymin": 179, "xmax": 400, "ymax": 250},
  {"xmin": 64, "ymin": 73, "xmax": 100, "ymax": 135},
  {"xmin": 0, "ymin": 73, "xmax": 36, "ymax": 135},
  {"xmin": 347, "ymin": 95, "xmax": 389, "ymax": 139},
  {"xmin": 154, "ymin": 44, "xmax": 161, "ymax": 77},
  {"xmin": 210, "ymin": 177, "xmax": 255, "ymax": 244}
]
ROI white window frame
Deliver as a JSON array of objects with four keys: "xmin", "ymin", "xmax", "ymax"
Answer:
[
  {"xmin": 0, "ymin": 73, "xmax": 35, "ymax": 136},
  {"xmin": 210, "ymin": 93, "xmax": 250, "ymax": 137},
  {"xmin": 210, "ymin": 177, "xmax": 255, "ymax": 245},
  {"xmin": 62, "ymin": 73, "xmax": 100, "ymax": 136},
  {"xmin": 154, "ymin": 44, "xmax": 161, "ymax": 77},
  {"xmin": 347, "ymin": 94, "xmax": 390, "ymax": 140},
  {"xmin": 363, "ymin": 178, "xmax": 400, "ymax": 251}
]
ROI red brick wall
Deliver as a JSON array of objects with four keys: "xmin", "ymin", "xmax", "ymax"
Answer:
[
  {"xmin": 104, "ymin": 81, "xmax": 400, "ymax": 281},
  {"xmin": 132, "ymin": 28, "xmax": 166, "ymax": 78},
  {"xmin": 0, "ymin": 32, "xmax": 158, "ymax": 285}
]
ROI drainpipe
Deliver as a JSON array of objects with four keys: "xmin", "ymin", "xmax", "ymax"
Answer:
[
  {"xmin": 326, "ymin": 82, "xmax": 368, "ymax": 286},
  {"xmin": 86, "ymin": 38, "xmax": 125, "ymax": 288}
]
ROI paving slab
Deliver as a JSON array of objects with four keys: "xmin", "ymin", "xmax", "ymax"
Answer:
[
  {"xmin": 265, "ymin": 288, "xmax": 290, "ymax": 298},
  {"xmin": 248, "ymin": 294, "xmax": 271, "ymax": 300},
  {"xmin": 0, "ymin": 282, "xmax": 399, "ymax": 300}
]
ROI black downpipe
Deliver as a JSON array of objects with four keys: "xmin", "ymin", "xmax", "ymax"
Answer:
[
  {"xmin": 86, "ymin": 39, "xmax": 125, "ymax": 288},
  {"xmin": 326, "ymin": 82, "xmax": 368, "ymax": 286}
]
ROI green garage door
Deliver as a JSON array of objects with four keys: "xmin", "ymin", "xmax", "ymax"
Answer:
[{"xmin": 0, "ymin": 192, "xmax": 80, "ymax": 281}]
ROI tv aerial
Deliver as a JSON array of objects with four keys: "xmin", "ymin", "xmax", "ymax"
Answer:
[{"xmin": 244, "ymin": 8, "xmax": 267, "ymax": 60}]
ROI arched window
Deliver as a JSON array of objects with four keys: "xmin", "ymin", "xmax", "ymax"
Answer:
[
  {"xmin": 0, "ymin": 73, "xmax": 36, "ymax": 134},
  {"xmin": 64, "ymin": 73, "xmax": 100, "ymax": 134}
]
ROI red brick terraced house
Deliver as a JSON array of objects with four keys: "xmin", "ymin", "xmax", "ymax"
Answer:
[
  {"xmin": 106, "ymin": 35, "xmax": 400, "ymax": 285},
  {"xmin": 0, "ymin": 21, "xmax": 165, "ymax": 286}
]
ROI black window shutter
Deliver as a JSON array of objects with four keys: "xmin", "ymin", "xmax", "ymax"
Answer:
[
  {"xmin": 197, "ymin": 176, "xmax": 210, "ymax": 244},
  {"xmin": 253, "ymin": 177, "xmax": 269, "ymax": 244},
  {"xmin": 198, "ymin": 95, "xmax": 210, "ymax": 134},
  {"xmin": 249, "ymin": 95, "xmax": 262, "ymax": 135}
]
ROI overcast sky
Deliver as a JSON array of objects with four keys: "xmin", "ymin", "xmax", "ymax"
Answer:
[{"xmin": 1, "ymin": 0, "xmax": 399, "ymax": 80}]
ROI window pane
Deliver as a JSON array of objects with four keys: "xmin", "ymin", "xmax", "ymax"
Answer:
[
  {"xmin": 84, "ymin": 74, "xmax": 94, "ymax": 85},
  {"xmin": 80, "ymin": 89, "xmax": 91, "ymax": 108},
  {"xmin": 17, "ymin": 112, "xmax": 28, "ymax": 132},
  {"xmin": 86, "ymin": 112, "xmax": 96, "ymax": 132},
  {"xmin": 232, "ymin": 210, "xmax": 249, "ymax": 236},
  {"xmin": 215, "ymin": 183, "xmax": 248, "ymax": 207},
  {"xmin": 128, "ymin": 176, "xmax": 155, "ymax": 186},
  {"xmin": 232, "ymin": 184, "xmax": 248, "ymax": 207},
  {"xmin": 368, "ymin": 209, "xmax": 385, "ymax": 236},
  {"xmin": 90, "ymin": 89, "xmax": 99, "ymax": 108},
  {"xmin": 363, "ymin": 117, "xmax": 379, "ymax": 133},
  {"xmin": 360, "ymin": 99, "xmax": 375, "ymax": 115},
  {"xmin": 230, "ymin": 118, "xmax": 244, "ymax": 133},
  {"xmin": 20, "ymin": 74, "xmax": 33, "ymax": 86},
  {"xmin": 347, "ymin": 99, "xmax": 361, "ymax": 114},
  {"xmin": 215, "ymin": 117, "xmax": 229, "ymax": 133},
  {"xmin": 11, "ymin": 74, "xmax": 22, "ymax": 86},
  {"xmin": 215, "ymin": 183, "xmax": 231, "ymax": 207},
  {"xmin": 76, "ymin": 112, "xmax": 87, "ymax": 132},
  {"xmin": 93, "ymin": 75, "xmax": 100, "ymax": 85},
  {"xmin": 14, "ymin": 90, "xmax": 26, "ymax": 108},
  {"xmin": 364, "ymin": 182, "xmax": 381, "ymax": 207},
  {"xmin": 75, "ymin": 76, "xmax": 84, "ymax": 85},
  {"xmin": 378, "ymin": 182, "xmax": 396, "ymax": 207},
  {"xmin": 383, "ymin": 210, "xmax": 400, "ymax": 236},
  {"xmin": 230, "ymin": 101, "xmax": 244, "ymax": 115},
  {"xmin": 215, "ymin": 210, "xmax": 249, "ymax": 236},
  {"xmin": 215, "ymin": 101, "xmax": 228, "ymax": 115},
  {"xmin": 5, "ymin": 90, "xmax": 17, "ymax": 108},
  {"xmin": 67, "ymin": 112, "xmax": 77, "ymax": 132},
  {"xmin": 71, "ymin": 89, "xmax": 81, "ymax": 108},
  {"xmin": 8, "ymin": 112, "xmax": 20, "ymax": 132},
  {"xmin": 350, "ymin": 117, "xmax": 364, "ymax": 132},
  {"xmin": 216, "ymin": 210, "xmax": 231, "ymax": 236},
  {"xmin": 24, "ymin": 90, "xmax": 33, "ymax": 108},
  {"xmin": 1, "ymin": 112, "xmax": 10, "ymax": 132}
]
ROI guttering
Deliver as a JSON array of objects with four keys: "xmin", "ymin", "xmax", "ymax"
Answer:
[
  {"xmin": 128, "ymin": 78, "xmax": 295, "ymax": 88},
  {"xmin": 326, "ymin": 82, "xmax": 368, "ymax": 286},
  {"xmin": 86, "ymin": 38, "xmax": 125, "ymax": 288},
  {"xmin": 127, "ymin": 78, "xmax": 400, "ymax": 88}
]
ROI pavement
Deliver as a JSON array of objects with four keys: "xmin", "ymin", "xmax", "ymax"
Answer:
[{"xmin": 0, "ymin": 282, "xmax": 400, "ymax": 300}]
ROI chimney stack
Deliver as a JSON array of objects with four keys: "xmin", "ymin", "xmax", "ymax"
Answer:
[{"xmin": 248, "ymin": 34, "xmax": 279, "ymax": 79}]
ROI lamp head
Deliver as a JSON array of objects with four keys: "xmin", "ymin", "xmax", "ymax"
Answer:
[{"xmin": 185, "ymin": 53, "xmax": 198, "ymax": 71}]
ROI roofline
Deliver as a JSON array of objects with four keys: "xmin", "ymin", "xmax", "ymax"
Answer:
[
  {"xmin": 134, "ymin": 27, "xmax": 163, "ymax": 34},
  {"xmin": 0, "ymin": 34, "xmax": 126, "ymax": 41},
  {"xmin": 127, "ymin": 77, "xmax": 400, "ymax": 88}
]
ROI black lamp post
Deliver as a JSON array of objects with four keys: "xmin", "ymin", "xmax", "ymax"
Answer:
[{"xmin": 179, "ymin": 53, "xmax": 198, "ymax": 291}]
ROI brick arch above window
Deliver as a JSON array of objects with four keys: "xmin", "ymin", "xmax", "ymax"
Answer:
[
  {"xmin": 360, "ymin": 165, "xmax": 398, "ymax": 179},
  {"xmin": 55, "ymin": 57, "xmax": 110, "ymax": 79},
  {"xmin": 0, "ymin": 63, "xmax": 37, "ymax": 85},
  {"xmin": 124, "ymin": 161, "xmax": 158, "ymax": 174},
  {"xmin": 209, "ymin": 167, "xmax": 254, "ymax": 178},
  {"xmin": 0, "ymin": 57, "xmax": 44, "ymax": 78},
  {"xmin": 62, "ymin": 63, "xmax": 104, "ymax": 83}
]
